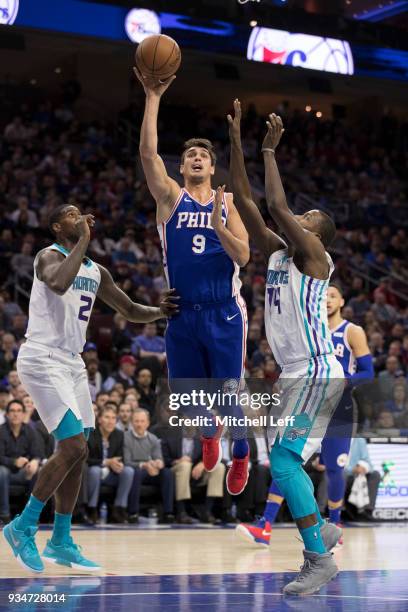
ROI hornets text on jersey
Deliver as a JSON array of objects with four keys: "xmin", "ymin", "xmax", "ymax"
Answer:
[
  {"xmin": 25, "ymin": 243, "xmax": 100, "ymax": 354},
  {"xmin": 265, "ymin": 248, "xmax": 335, "ymax": 368},
  {"xmin": 157, "ymin": 189, "xmax": 241, "ymax": 303}
]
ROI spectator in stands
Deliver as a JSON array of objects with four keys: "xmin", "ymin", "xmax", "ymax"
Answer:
[
  {"xmin": 125, "ymin": 409, "xmax": 174, "ymax": 524},
  {"xmin": 3, "ymin": 116, "xmax": 28, "ymax": 143},
  {"xmin": 6, "ymin": 370, "xmax": 20, "ymax": 397},
  {"xmin": 10, "ymin": 314, "xmax": 28, "ymax": 341},
  {"xmin": 371, "ymin": 293, "xmax": 397, "ymax": 326},
  {"xmin": 86, "ymin": 358, "xmax": 103, "ymax": 402},
  {"xmin": 0, "ymin": 334, "xmax": 18, "ymax": 379},
  {"xmin": 0, "ymin": 400, "xmax": 43, "ymax": 523},
  {"xmin": 22, "ymin": 395, "xmax": 37, "ymax": 426},
  {"xmin": 347, "ymin": 292, "xmax": 372, "ymax": 326},
  {"xmin": 131, "ymin": 322, "xmax": 166, "ymax": 366},
  {"xmin": 0, "ymin": 387, "xmax": 11, "ymax": 426},
  {"xmin": 82, "ymin": 342, "xmax": 98, "ymax": 364},
  {"xmin": 0, "ymin": 296, "xmax": 11, "ymax": 332},
  {"xmin": 95, "ymin": 392, "xmax": 109, "ymax": 412},
  {"xmin": 385, "ymin": 379, "xmax": 408, "ymax": 417},
  {"xmin": 116, "ymin": 402, "xmax": 133, "ymax": 433},
  {"xmin": 369, "ymin": 332, "xmax": 387, "ymax": 373},
  {"xmin": 161, "ymin": 420, "xmax": 225, "ymax": 524},
  {"xmin": 9, "ymin": 196, "xmax": 39, "ymax": 229},
  {"xmin": 10, "ymin": 242, "xmax": 35, "ymax": 279},
  {"xmin": 0, "ymin": 291, "xmax": 22, "ymax": 320},
  {"xmin": 111, "ymin": 313, "xmax": 132, "ymax": 355},
  {"xmin": 251, "ymin": 338, "xmax": 273, "ymax": 368},
  {"xmin": 103, "ymin": 355, "xmax": 137, "ymax": 392},
  {"xmin": 111, "ymin": 236, "xmax": 138, "ymax": 272},
  {"xmin": 87, "ymin": 405, "xmax": 134, "ymax": 524},
  {"xmin": 375, "ymin": 410, "xmax": 397, "ymax": 432},
  {"xmin": 378, "ymin": 356, "xmax": 405, "ymax": 399},
  {"xmin": 135, "ymin": 368, "xmax": 157, "ymax": 418},
  {"xmin": 344, "ymin": 438, "xmax": 381, "ymax": 520}
]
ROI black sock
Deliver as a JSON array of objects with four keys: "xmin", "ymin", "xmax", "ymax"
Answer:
[
  {"xmin": 205, "ymin": 497, "xmax": 215, "ymax": 512},
  {"xmin": 176, "ymin": 500, "xmax": 186, "ymax": 514}
]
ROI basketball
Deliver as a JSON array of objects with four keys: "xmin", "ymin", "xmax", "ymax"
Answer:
[{"xmin": 135, "ymin": 34, "xmax": 181, "ymax": 81}]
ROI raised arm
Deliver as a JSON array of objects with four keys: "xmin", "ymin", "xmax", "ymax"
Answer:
[
  {"xmin": 211, "ymin": 186, "xmax": 249, "ymax": 267},
  {"xmin": 262, "ymin": 114, "xmax": 326, "ymax": 267},
  {"xmin": 228, "ymin": 100, "xmax": 285, "ymax": 260},
  {"xmin": 97, "ymin": 265, "xmax": 179, "ymax": 323},
  {"xmin": 134, "ymin": 68, "xmax": 180, "ymax": 223},
  {"xmin": 37, "ymin": 215, "xmax": 94, "ymax": 295}
]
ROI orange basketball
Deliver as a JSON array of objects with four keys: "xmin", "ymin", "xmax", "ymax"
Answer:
[{"xmin": 135, "ymin": 34, "xmax": 181, "ymax": 81}]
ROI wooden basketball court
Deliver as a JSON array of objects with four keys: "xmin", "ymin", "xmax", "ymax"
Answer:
[{"xmin": 1, "ymin": 523, "xmax": 407, "ymax": 611}]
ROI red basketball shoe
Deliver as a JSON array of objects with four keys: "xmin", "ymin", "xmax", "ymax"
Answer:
[
  {"xmin": 235, "ymin": 517, "xmax": 272, "ymax": 548},
  {"xmin": 201, "ymin": 424, "xmax": 223, "ymax": 472},
  {"xmin": 226, "ymin": 448, "xmax": 250, "ymax": 495}
]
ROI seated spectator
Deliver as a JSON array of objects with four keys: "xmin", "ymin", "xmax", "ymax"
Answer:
[
  {"xmin": 124, "ymin": 409, "xmax": 174, "ymax": 524},
  {"xmin": 135, "ymin": 368, "xmax": 157, "ymax": 418},
  {"xmin": 112, "ymin": 313, "xmax": 132, "ymax": 354},
  {"xmin": 109, "ymin": 390, "xmax": 122, "ymax": 407},
  {"xmin": 95, "ymin": 391, "xmax": 109, "ymax": 412},
  {"xmin": 9, "ymin": 196, "xmax": 39, "ymax": 229},
  {"xmin": 375, "ymin": 410, "xmax": 398, "ymax": 433},
  {"xmin": 22, "ymin": 395, "xmax": 38, "ymax": 425},
  {"xmin": 378, "ymin": 356, "xmax": 405, "ymax": 400},
  {"xmin": 347, "ymin": 292, "xmax": 371, "ymax": 326},
  {"xmin": 161, "ymin": 421, "xmax": 225, "ymax": 524},
  {"xmin": 116, "ymin": 402, "xmax": 133, "ymax": 432},
  {"xmin": 124, "ymin": 391, "xmax": 140, "ymax": 411},
  {"xmin": 0, "ymin": 387, "xmax": 11, "ymax": 426},
  {"xmin": 344, "ymin": 438, "xmax": 381, "ymax": 520},
  {"xmin": 371, "ymin": 294, "xmax": 397, "ymax": 326},
  {"xmin": 0, "ymin": 400, "xmax": 43, "ymax": 523},
  {"xmin": 10, "ymin": 242, "xmax": 35, "ymax": 280},
  {"xmin": 103, "ymin": 355, "xmax": 137, "ymax": 392},
  {"xmin": 385, "ymin": 383, "xmax": 408, "ymax": 416},
  {"xmin": 111, "ymin": 236, "xmax": 138, "ymax": 271},
  {"xmin": 10, "ymin": 314, "xmax": 28, "ymax": 341},
  {"xmin": 0, "ymin": 334, "xmax": 18, "ymax": 379},
  {"xmin": 0, "ymin": 296, "xmax": 11, "ymax": 332},
  {"xmin": 131, "ymin": 322, "xmax": 166, "ymax": 367},
  {"xmin": 87, "ymin": 405, "xmax": 134, "ymax": 524},
  {"xmin": 251, "ymin": 338, "xmax": 273, "ymax": 368},
  {"xmin": 82, "ymin": 342, "xmax": 98, "ymax": 365},
  {"xmin": 87, "ymin": 358, "xmax": 103, "ymax": 401},
  {"xmin": 6, "ymin": 370, "xmax": 20, "ymax": 397}
]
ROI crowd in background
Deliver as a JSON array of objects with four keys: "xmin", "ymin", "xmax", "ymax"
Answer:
[{"xmin": 0, "ymin": 95, "xmax": 407, "ymax": 523}]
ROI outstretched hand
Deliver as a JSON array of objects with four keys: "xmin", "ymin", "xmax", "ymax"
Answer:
[
  {"xmin": 211, "ymin": 185, "xmax": 225, "ymax": 232},
  {"xmin": 133, "ymin": 65, "xmax": 176, "ymax": 98},
  {"xmin": 159, "ymin": 288, "xmax": 180, "ymax": 318},
  {"xmin": 227, "ymin": 98, "xmax": 242, "ymax": 142},
  {"xmin": 262, "ymin": 113, "xmax": 285, "ymax": 153}
]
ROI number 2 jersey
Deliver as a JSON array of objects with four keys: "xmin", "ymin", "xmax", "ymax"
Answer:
[
  {"xmin": 265, "ymin": 248, "xmax": 336, "ymax": 369},
  {"xmin": 157, "ymin": 188, "xmax": 241, "ymax": 303},
  {"xmin": 25, "ymin": 243, "xmax": 101, "ymax": 354}
]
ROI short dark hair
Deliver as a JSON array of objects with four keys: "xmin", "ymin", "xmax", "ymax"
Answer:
[
  {"xmin": 316, "ymin": 211, "xmax": 336, "ymax": 247},
  {"xmin": 48, "ymin": 205, "xmax": 70, "ymax": 236},
  {"xmin": 98, "ymin": 404, "xmax": 117, "ymax": 417},
  {"xmin": 182, "ymin": 138, "xmax": 217, "ymax": 166},
  {"xmin": 329, "ymin": 282, "xmax": 344, "ymax": 296},
  {"xmin": 6, "ymin": 399, "xmax": 25, "ymax": 414}
]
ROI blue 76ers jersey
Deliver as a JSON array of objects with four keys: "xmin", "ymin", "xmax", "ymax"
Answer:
[
  {"xmin": 157, "ymin": 188, "xmax": 241, "ymax": 303},
  {"xmin": 331, "ymin": 320, "xmax": 355, "ymax": 377}
]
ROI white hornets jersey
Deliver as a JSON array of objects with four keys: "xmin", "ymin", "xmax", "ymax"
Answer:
[
  {"xmin": 25, "ymin": 243, "xmax": 101, "ymax": 354},
  {"xmin": 265, "ymin": 248, "xmax": 335, "ymax": 368}
]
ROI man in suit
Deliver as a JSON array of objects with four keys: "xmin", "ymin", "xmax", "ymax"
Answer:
[
  {"xmin": 87, "ymin": 405, "xmax": 134, "ymax": 524},
  {"xmin": 160, "ymin": 419, "xmax": 226, "ymax": 524}
]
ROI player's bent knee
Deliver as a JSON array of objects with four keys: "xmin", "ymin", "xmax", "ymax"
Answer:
[{"xmin": 270, "ymin": 444, "xmax": 302, "ymax": 482}]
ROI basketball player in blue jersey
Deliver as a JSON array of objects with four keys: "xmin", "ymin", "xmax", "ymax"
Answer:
[
  {"xmin": 237, "ymin": 282, "xmax": 374, "ymax": 546},
  {"xmin": 135, "ymin": 70, "xmax": 251, "ymax": 495},
  {"xmin": 228, "ymin": 100, "xmax": 345, "ymax": 595},
  {"xmin": 3, "ymin": 204, "xmax": 177, "ymax": 573}
]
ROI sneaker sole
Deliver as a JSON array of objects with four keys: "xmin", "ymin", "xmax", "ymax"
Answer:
[
  {"xmin": 2, "ymin": 527, "xmax": 44, "ymax": 574},
  {"xmin": 283, "ymin": 569, "xmax": 338, "ymax": 596},
  {"xmin": 42, "ymin": 555, "xmax": 102, "ymax": 572},
  {"xmin": 203, "ymin": 438, "xmax": 223, "ymax": 473},
  {"xmin": 235, "ymin": 525, "xmax": 269, "ymax": 548}
]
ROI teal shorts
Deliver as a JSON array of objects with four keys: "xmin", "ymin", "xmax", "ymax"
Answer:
[{"xmin": 52, "ymin": 409, "xmax": 93, "ymax": 441}]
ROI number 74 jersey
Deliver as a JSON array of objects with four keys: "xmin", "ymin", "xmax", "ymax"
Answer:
[
  {"xmin": 25, "ymin": 243, "xmax": 101, "ymax": 355},
  {"xmin": 265, "ymin": 248, "xmax": 335, "ymax": 368}
]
